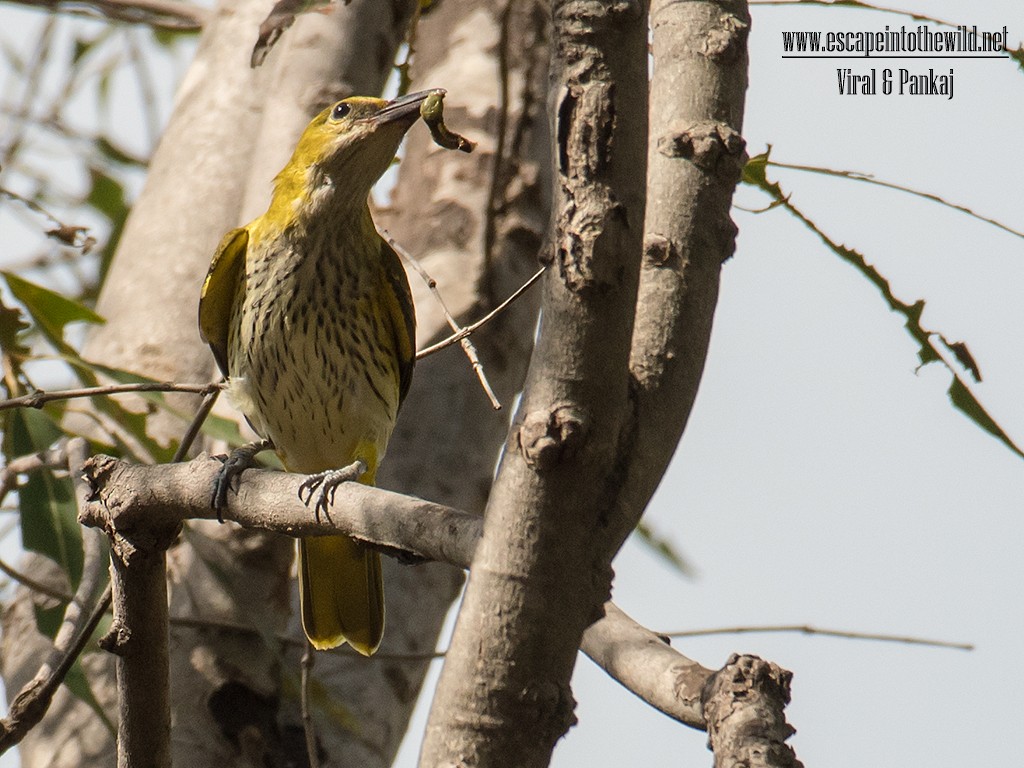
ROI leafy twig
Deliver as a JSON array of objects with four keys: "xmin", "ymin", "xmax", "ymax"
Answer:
[
  {"xmin": 767, "ymin": 158, "xmax": 1024, "ymax": 240},
  {"xmin": 0, "ymin": 187, "xmax": 96, "ymax": 252},
  {"xmin": 743, "ymin": 151, "xmax": 1024, "ymax": 460}
]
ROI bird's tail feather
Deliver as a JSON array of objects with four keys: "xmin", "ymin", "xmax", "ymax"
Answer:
[{"xmin": 298, "ymin": 535, "xmax": 384, "ymax": 655}]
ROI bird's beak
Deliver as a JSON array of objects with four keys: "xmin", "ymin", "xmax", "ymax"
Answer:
[{"xmin": 372, "ymin": 89, "xmax": 444, "ymax": 126}]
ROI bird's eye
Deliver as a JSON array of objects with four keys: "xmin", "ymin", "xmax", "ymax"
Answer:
[{"xmin": 331, "ymin": 102, "xmax": 351, "ymax": 120}]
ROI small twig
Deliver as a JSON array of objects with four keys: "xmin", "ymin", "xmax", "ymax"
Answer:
[
  {"xmin": 0, "ymin": 557, "xmax": 71, "ymax": 603},
  {"xmin": 0, "ymin": 444, "xmax": 69, "ymax": 507},
  {"xmin": 384, "ymin": 231, "xmax": 503, "ymax": 409},
  {"xmin": 0, "ymin": 439, "xmax": 112, "ymax": 754},
  {"xmin": 300, "ymin": 642, "xmax": 320, "ymax": 768},
  {"xmin": 0, "ymin": 381, "xmax": 224, "ymax": 412},
  {"xmin": 0, "ymin": 18, "xmax": 56, "ymax": 174},
  {"xmin": 0, "ymin": 187, "xmax": 96, "ymax": 252},
  {"xmin": 394, "ymin": 0, "xmax": 425, "ymax": 95},
  {"xmin": 414, "ymin": 265, "xmax": 546, "ymax": 359},
  {"xmin": 173, "ymin": 384, "xmax": 222, "ymax": 463},
  {"xmin": 1, "ymin": 0, "xmax": 207, "ymax": 30},
  {"xmin": 663, "ymin": 624, "xmax": 973, "ymax": 651},
  {"xmin": 766, "ymin": 158, "xmax": 1024, "ymax": 240},
  {"xmin": 168, "ymin": 615, "xmax": 445, "ymax": 660}
]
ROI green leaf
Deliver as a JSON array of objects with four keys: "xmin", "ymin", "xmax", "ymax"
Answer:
[
  {"xmin": 33, "ymin": 602, "xmax": 65, "ymax": 639},
  {"xmin": 199, "ymin": 413, "xmax": 248, "ymax": 448},
  {"xmin": 2, "ymin": 272, "xmax": 105, "ymax": 357},
  {"xmin": 151, "ymin": 26, "xmax": 199, "ymax": 48},
  {"xmin": 0, "ymin": 294, "xmax": 31, "ymax": 384},
  {"xmin": 5, "ymin": 409, "xmax": 83, "ymax": 590},
  {"xmin": 85, "ymin": 168, "xmax": 130, "ymax": 285},
  {"xmin": 635, "ymin": 522, "xmax": 696, "ymax": 578}
]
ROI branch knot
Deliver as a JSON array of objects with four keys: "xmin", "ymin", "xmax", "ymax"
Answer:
[
  {"xmin": 703, "ymin": 13, "xmax": 751, "ymax": 62},
  {"xmin": 702, "ymin": 654, "xmax": 803, "ymax": 768},
  {"xmin": 518, "ymin": 406, "xmax": 585, "ymax": 471},
  {"xmin": 658, "ymin": 121, "xmax": 745, "ymax": 178}
]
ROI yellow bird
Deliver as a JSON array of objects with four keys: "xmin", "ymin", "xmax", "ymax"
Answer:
[{"xmin": 198, "ymin": 92, "xmax": 427, "ymax": 654}]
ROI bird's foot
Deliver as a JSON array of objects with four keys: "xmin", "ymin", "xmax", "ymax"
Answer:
[
  {"xmin": 211, "ymin": 439, "xmax": 274, "ymax": 522},
  {"xmin": 297, "ymin": 460, "xmax": 366, "ymax": 523}
]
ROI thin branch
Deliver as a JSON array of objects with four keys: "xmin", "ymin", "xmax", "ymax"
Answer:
[
  {"xmin": 166, "ymin": 614, "xmax": 444, "ymax": 660},
  {"xmin": 0, "ymin": 557, "xmax": 71, "ymax": 603},
  {"xmin": 0, "ymin": 439, "xmax": 111, "ymax": 755},
  {"xmin": 0, "ymin": 444, "xmax": 69, "ymax": 507},
  {"xmin": 2, "ymin": 0, "xmax": 207, "ymax": 30},
  {"xmin": 749, "ymin": 0, "xmax": 957, "ymax": 27},
  {"xmin": 172, "ymin": 384, "xmax": 222, "ymax": 463},
  {"xmin": 300, "ymin": 642, "xmax": 320, "ymax": 768},
  {"xmin": 0, "ymin": 186, "xmax": 97, "ymax": 251},
  {"xmin": 664, "ymin": 624, "xmax": 973, "ymax": 651},
  {"xmin": 124, "ymin": 28, "xmax": 163, "ymax": 152},
  {"xmin": 0, "ymin": 381, "xmax": 224, "ymax": 412},
  {"xmin": 767, "ymin": 158, "xmax": 1024, "ymax": 240},
  {"xmin": 0, "ymin": 18, "xmax": 56, "ymax": 174},
  {"xmin": 384, "ymin": 230, "xmax": 502, "ymax": 410},
  {"xmin": 414, "ymin": 265, "xmax": 545, "ymax": 358},
  {"xmin": 79, "ymin": 455, "xmax": 714, "ymax": 730}
]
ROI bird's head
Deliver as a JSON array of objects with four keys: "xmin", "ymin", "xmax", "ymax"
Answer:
[{"xmin": 274, "ymin": 89, "xmax": 441, "ymax": 216}]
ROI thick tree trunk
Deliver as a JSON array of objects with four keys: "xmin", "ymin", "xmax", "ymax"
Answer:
[{"xmin": 419, "ymin": 1, "xmax": 649, "ymax": 765}]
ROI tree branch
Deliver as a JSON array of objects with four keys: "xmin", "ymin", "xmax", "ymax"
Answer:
[
  {"xmin": 613, "ymin": 0, "xmax": 751, "ymax": 547},
  {"xmin": 702, "ymin": 654, "xmax": 803, "ymax": 768},
  {"xmin": 0, "ymin": 382, "xmax": 222, "ymax": 412},
  {"xmin": 76, "ymin": 454, "xmax": 754, "ymax": 735},
  {"xmin": 4, "ymin": 0, "xmax": 207, "ymax": 30}
]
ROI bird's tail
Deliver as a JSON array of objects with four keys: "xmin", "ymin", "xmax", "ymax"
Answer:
[{"xmin": 297, "ymin": 535, "xmax": 384, "ymax": 655}]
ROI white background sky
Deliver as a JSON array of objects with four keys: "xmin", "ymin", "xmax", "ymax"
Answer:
[{"xmin": 1, "ymin": 1, "xmax": 1022, "ymax": 767}]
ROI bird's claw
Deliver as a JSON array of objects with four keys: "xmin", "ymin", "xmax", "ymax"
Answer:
[
  {"xmin": 297, "ymin": 460, "xmax": 366, "ymax": 523},
  {"xmin": 211, "ymin": 440, "xmax": 273, "ymax": 522}
]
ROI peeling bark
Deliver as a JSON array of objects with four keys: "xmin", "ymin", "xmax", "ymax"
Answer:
[{"xmin": 702, "ymin": 654, "xmax": 804, "ymax": 768}]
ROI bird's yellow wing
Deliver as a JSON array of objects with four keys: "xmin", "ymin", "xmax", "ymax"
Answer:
[
  {"xmin": 199, "ymin": 226, "xmax": 249, "ymax": 377},
  {"xmin": 379, "ymin": 237, "xmax": 416, "ymax": 405}
]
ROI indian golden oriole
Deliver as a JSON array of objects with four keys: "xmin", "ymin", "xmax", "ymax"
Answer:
[{"xmin": 198, "ymin": 91, "xmax": 431, "ymax": 654}]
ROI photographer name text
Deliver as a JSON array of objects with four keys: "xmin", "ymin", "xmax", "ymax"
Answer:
[{"xmin": 837, "ymin": 67, "xmax": 954, "ymax": 99}]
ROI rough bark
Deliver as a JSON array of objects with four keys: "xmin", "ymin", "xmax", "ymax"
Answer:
[
  {"xmin": 104, "ymin": 543, "xmax": 173, "ymax": 768},
  {"xmin": 419, "ymin": 1, "xmax": 649, "ymax": 765},
  {"xmin": 702, "ymin": 654, "xmax": 803, "ymax": 768}
]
